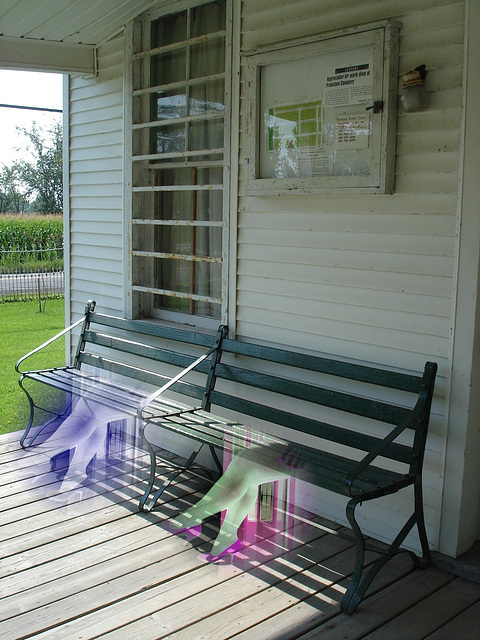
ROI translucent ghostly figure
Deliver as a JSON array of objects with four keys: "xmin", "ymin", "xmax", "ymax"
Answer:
[
  {"xmin": 36, "ymin": 396, "xmax": 126, "ymax": 493},
  {"xmin": 171, "ymin": 443, "xmax": 310, "ymax": 559}
]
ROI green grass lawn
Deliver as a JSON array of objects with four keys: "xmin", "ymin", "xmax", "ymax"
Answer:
[{"xmin": 0, "ymin": 299, "xmax": 65, "ymax": 435}]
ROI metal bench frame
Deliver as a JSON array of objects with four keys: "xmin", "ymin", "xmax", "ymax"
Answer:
[
  {"xmin": 15, "ymin": 300, "xmax": 227, "ymax": 476},
  {"xmin": 16, "ymin": 300, "xmax": 437, "ymax": 614}
]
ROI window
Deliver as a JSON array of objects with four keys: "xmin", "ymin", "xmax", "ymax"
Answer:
[{"xmin": 131, "ymin": 0, "xmax": 230, "ymax": 325}]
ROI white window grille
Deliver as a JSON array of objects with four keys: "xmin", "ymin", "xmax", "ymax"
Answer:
[{"xmin": 131, "ymin": 0, "xmax": 230, "ymax": 325}]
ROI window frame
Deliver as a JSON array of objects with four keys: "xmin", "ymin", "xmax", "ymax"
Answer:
[{"xmin": 127, "ymin": 0, "xmax": 232, "ymax": 329}]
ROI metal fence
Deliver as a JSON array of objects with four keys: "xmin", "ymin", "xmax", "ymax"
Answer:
[{"xmin": 0, "ymin": 244, "xmax": 64, "ymax": 302}]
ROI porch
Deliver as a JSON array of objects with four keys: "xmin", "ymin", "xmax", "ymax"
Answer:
[{"xmin": 1, "ymin": 428, "xmax": 479, "ymax": 640}]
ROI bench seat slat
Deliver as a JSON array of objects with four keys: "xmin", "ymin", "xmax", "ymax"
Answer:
[
  {"xmin": 25, "ymin": 369, "xmax": 147, "ymax": 414},
  {"xmin": 145, "ymin": 410, "xmax": 409, "ymax": 497},
  {"xmin": 25, "ymin": 368, "xmax": 191, "ymax": 418}
]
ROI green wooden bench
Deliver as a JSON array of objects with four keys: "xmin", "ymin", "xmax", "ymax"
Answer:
[
  {"xmin": 15, "ymin": 300, "xmax": 227, "ymax": 462},
  {"xmin": 139, "ymin": 324, "xmax": 437, "ymax": 614},
  {"xmin": 16, "ymin": 300, "xmax": 437, "ymax": 614}
]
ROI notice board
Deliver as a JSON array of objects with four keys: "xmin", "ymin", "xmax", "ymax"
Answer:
[{"xmin": 244, "ymin": 22, "xmax": 400, "ymax": 194}]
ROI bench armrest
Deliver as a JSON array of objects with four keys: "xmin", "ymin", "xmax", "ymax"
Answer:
[
  {"xmin": 342, "ymin": 363, "xmax": 436, "ymax": 497},
  {"xmin": 342, "ymin": 409, "xmax": 421, "ymax": 497},
  {"xmin": 136, "ymin": 345, "xmax": 217, "ymax": 421},
  {"xmin": 15, "ymin": 317, "xmax": 85, "ymax": 375}
]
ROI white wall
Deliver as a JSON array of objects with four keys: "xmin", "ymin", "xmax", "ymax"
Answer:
[
  {"xmin": 439, "ymin": 0, "xmax": 480, "ymax": 557},
  {"xmin": 233, "ymin": 0, "xmax": 466, "ymax": 553},
  {"xmin": 67, "ymin": 33, "xmax": 125, "ymax": 322},
  {"xmin": 65, "ymin": 0, "xmax": 478, "ymax": 557}
]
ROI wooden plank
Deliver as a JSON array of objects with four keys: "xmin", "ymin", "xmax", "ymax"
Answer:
[
  {"xmin": 0, "ymin": 479, "xmax": 209, "ymax": 584},
  {"xmin": 0, "ymin": 447, "xmax": 49, "ymax": 478},
  {"xmin": 0, "ymin": 455, "xmax": 147, "ymax": 533},
  {"xmin": 228, "ymin": 551, "xmax": 415, "ymax": 640},
  {"xmin": 363, "ymin": 577, "xmax": 480, "ymax": 640},
  {"xmin": 1, "ymin": 493, "xmax": 190, "ymax": 578},
  {"xmin": 0, "ymin": 515, "xmax": 218, "ymax": 629},
  {"xmin": 0, "ymin": 429, "xmax": 23, "ymax": 450},
  {"xmin": 0, "ymin": 442, "xmax": 146, "ymax": 505},
  {"xmin": 0, "ymin": 479, "xmax": 152, "ymax": 550},
  {"xmin": 126, "ymin": 545, "xmax": 360, "ymax": 640},
  {"xmin": 0, "ymin": 444, "xmax": 211, "ymax": 548},
  {"xmin": 0, "ymin": 460, "xmax": 124, "ymax": 504},
  {"xmin": 424, "ymin": 600, "xmax": 480, "ymax": 640},
  {"xmin": 3, "ymin": 513, "xmax": 330, "ymax": 638},
  {"xmin": 158, "ymin": 543, "xmax": 369, "ymax": 640},
  {"xmin": 55, "ymin": 523, "xmax": 345, "ymax": 639},
  {"xmin": 295, "ymin": 567, "xmax": 455, "ymax": 639}
]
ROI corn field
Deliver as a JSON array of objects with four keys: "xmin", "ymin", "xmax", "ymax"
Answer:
[
  {"xmin": 0, "ymin": 214, "xmax": 63, "ymax": 248},
  {"xmin": 0, "ymin": 214, "xmax": 64, "ymax": 303}
]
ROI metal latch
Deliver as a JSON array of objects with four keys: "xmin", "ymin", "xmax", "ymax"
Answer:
[{"xmin": 366, "ymin": 101, "xmax": 384, "ymax": 113}]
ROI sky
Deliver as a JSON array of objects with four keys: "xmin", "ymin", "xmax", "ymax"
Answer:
[{"xmin": 0, "ymin": 69, "xmax": 64, "ymax": 166}]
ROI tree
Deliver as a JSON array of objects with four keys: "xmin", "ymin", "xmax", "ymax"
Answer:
[
  {"xmin": 15, "ymin": 122, "xmax": 63, "ymax": 214},
  {"xmin": 0, "ymin": 165, "xmax": 28, "ymax": 214}
]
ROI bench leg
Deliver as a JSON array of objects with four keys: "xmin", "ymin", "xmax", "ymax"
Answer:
[
  {"xmin": 414, "ymin": 474, "xmax": 431, "ymax": 568},
  {"xmin": 341, "ymin": 485, "xmax": 430, "ymax": 614},
  {"xmin": 19, "ymin": 376, "xmax": 72, "ymax": 449},
  {"xmin": 139, "ymin": 433, "xmax": 206, "ymax": 512},
  {"xmin": 18, "ymin": 374, "xmax": 43, "ymax": 449},
  {"xmin": 21, "ymin": 411, "xmax": 67, "ymax": 449},
  {"xmin": 341, "ymin": 497, "xmax": 367, "ymax": 614},
  {"xmin": 209, "ymin": 444, "xmax": 223, "ymax": 475},
  {"xmin": 19, "ymin": 381, "xmax": 35, "ymax": 449}
]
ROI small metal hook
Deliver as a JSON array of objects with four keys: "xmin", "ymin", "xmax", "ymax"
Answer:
[{"xmin": 365, "ymin": 100, "xmax": 384, "ymax": 113}]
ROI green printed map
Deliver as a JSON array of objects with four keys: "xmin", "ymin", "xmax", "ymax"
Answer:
[{"xmin": 268, "ymin": 100, "xmax": 322, "ymax": 152}]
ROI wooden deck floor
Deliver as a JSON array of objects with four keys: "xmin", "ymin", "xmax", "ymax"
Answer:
[{"xmin": 1, "ymin": 428, "xmax": 480, "ymax": 640}]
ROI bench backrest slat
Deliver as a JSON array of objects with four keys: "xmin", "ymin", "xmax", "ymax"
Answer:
[
  {"xmin": 221, "ymin": 338, "xmax": 423, "ymax": 393},
  {"xmin": 83, "ymin": 330, "xmax": 212, "ymax": 373},
  {"xmin": 214, "ymin": 362, "xmax": 411, "ymax": 426},
  {"xmin": 89, "ymin": 312, "xmax": 215, "ymax": 349},
  {"xmin": 208, "ymin": 389, "xmax": 414, "ymax": 463},
  {"xmin": 78, "ymin": 353, "xmax": 206, "ymax": 402}
]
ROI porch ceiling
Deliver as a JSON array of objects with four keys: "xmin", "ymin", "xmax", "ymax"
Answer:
[{"xmin": 0, "ymin": 0, "xmax": 162, "ymax": 74}]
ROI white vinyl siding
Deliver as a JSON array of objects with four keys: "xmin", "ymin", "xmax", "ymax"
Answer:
[
  {"xmin": 68, "ymin": 33, "xmax": 125, "ymax": 319},
  {"xmin": 237, "ymin": 0, "xmax": 462, "ymax": 368},
  {"xmin": 234, "ymin": 0, "xmax": 464, "ymax": 551},
  {"xmin": 62, "ymin": 0, "xmax": 472, "ymax": 555}
]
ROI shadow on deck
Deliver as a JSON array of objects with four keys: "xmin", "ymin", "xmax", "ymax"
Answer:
[{"xmin": 1, "ymin": 428, "xmax": 480, "ymax": 640}]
